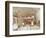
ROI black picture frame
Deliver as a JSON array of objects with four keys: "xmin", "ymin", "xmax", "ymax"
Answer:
[{"xmin": 5, "ymin": 1, "xmax": 45, "ymax": 37}]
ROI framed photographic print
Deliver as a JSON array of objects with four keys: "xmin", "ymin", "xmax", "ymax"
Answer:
[{"xmin": 5, "ymin": 1, "xmax": 45, "ymax": 37}]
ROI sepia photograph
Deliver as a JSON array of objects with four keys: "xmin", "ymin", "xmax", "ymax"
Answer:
[{"xmin": 13, "ymin": 7, "xmax": 40, "ymax": 31}]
